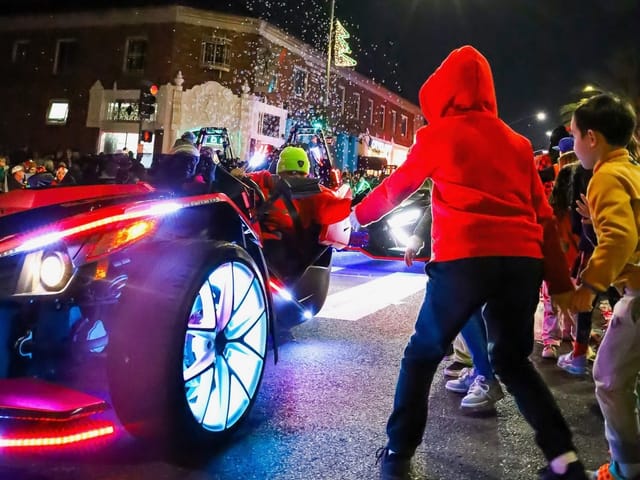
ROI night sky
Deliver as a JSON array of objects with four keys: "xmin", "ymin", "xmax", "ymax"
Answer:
[{"xmin": 3, "ymin": 0, "xmax": 639, "ymax": 147}]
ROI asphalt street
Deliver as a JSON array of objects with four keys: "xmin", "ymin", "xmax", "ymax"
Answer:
[{"xmin": 0, "ymin": 252, "xmax": 606, "ymax": 480}]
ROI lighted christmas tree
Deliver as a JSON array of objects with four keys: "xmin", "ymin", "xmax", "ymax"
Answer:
[{"xmin": 334, "ymin": 20, "xmax": 357, "ymax": 67}]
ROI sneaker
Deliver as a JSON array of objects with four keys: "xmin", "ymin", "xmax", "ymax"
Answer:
[
  {"xmin": 590, "ymin": 461, "xmax": 640, "ymax": 480},
  {"xmin": 375, "ymin": 447, "xmax": 411, "ymax": 480},
  {"xmin": 443, "ymin": 360, "xmax": 471, "ymax": 378},
  {"xmin": 445, "ymin": 367, "xmax": 476, "ymax": 393},
  {"xmin": 460, "ymin": 375, "xmax": 504, "ymax": 411},
  {"xmin": 538, "ymin": 461, "xmax": 589, "ymax": 479},
  {"xmin": 542, "ymin": 344, "xmax": 559, "ymax": 359},
  {"xmin": 444, "ymin": 342, "xmax": 454, "ymax": 359},
  {"xmin": 557, "ymin": 352, "xmax": 588, "ymax": 375}
]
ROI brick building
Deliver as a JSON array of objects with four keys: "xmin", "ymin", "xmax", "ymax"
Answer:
[{"xmin": 0, "ymin": 5, "xmax": 423, "ymax": 169}]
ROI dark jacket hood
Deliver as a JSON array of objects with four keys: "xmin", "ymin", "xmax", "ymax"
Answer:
[{"xmin": 419, "ymin": 45, "xmax": 498, "ymax": 122}]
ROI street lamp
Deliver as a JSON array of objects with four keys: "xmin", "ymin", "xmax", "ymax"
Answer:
[{"xmin": 508, "ymin": 111, "xmax": 548, "ymax": 127}]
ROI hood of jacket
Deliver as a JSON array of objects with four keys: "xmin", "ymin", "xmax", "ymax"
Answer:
[{"xmin": 419, "ymin": 45, "xmax": 497, "ymax": 122}]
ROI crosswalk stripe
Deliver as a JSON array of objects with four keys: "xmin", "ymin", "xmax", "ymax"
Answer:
[{"xmin": 317, "ymin": 272, "xmax": 426, "ymax": 321}]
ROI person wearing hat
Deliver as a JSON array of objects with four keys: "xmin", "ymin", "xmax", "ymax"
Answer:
[
  {"xmin": 170, "ymin": 131, "xmax": 199, "ymax": 157},
  {"xmin": 7, "ymin": 164, "xmax": 26, "ymax": 191},
  {"xmin": 540, "ymin": 136, "xmax": 580, "ymax": 360},
  {"xmin": 233, "ymin": 146, "xmax": 351, "ymax": 279},
  {"xmin": 53, "ymin": 161, "xmax": 76, "ymax": 186},
  {"xmin": 554, "ymin": 137, "xmax": 578, "ymax": 169}
]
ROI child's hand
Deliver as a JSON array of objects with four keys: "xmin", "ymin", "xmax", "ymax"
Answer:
[
  {"xmin": 404, "ymin": 235, "xmax": 423, "ymax": 267},
  {"xmin": 349, "ymin": 210, "xmax": 361, "ymax": 232},
  {"xmin": 570, "ymin": 285, "xmax": 596, "ymax": 313},
  {"xmin": 551, "ymin": 290, "xmax": 574, "ymax": 317},
  {"xmin": 576, "ymin": 193, "xmax": 592, "ymax": 224}
]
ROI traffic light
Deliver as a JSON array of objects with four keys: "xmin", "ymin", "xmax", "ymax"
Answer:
[
  {"xmin": 139, "ymin": 81, "xmax": 158, "ymax": 119},
  {"xmin": 141, "ymin": 130, "xmax": 153, "ymax": 143}
]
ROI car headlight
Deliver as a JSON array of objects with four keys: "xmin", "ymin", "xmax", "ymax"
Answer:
[
  {"xmin": 15, "ymin": 249, "xmax": 74, "ymax": 295},
  {"xmin": 386, "ymin": 208, "xmax": 421, "ymax": 229},
  {"xmin": 386, "ymin": 209, "xmax": 421, "ymax": 246},
  {"xmin": 39, "ymin": 251, "xmax": 72, "ymax": 291}
]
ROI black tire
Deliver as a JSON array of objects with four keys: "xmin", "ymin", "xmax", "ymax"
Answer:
[{"xmin": 107, "ymin": 240, "xmax": 269, "ymax": 453}]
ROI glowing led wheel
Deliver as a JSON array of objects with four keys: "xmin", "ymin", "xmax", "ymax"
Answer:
[
  {"xmin": 183, "ymin": 260, "xmax": 268, "ymax": 432},
  {"xmin": 107, "ymin": 241, "xmax": 270, "ymax": 453}
]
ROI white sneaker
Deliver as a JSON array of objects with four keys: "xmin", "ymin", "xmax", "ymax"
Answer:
[
  {"xmin": 460, "ymin": 375, "xmax": 504, "ymax": 411},
  {"xmin": 445, "ymin": 368, "xmax": 476, "ymax": 394}
]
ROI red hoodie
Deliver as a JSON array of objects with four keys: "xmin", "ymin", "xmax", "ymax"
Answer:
[{"xmin": 353, "ymin": 46, "xmax": 572, "ymax": 293}]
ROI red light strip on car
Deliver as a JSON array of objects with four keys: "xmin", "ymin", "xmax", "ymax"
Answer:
[
  {"xmin": 0, "ymin": 201, "xmax": 183, "ymax": 259},
  {"xmin": 0, "ymin": 193, "xmax": 256, "ymax": 259},
  {"xmin": 0, "ymin": 422, "xmax": 115, "ymax": 448},
  {"xmin": 17, "ymin": 202, "xmax": 183, "ymax": 253}
]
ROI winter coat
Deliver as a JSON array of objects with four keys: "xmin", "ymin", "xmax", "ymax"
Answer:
[
  {"xmin": 580, "ymin": 148, "xmax": 640, "ymax": 292},
  {"xmin": 353, "ymin": 45, "xmax": 572, "ymax": 294},
  {"xmin": 247, "ymin": 170, "xmax": 351, "ymax": 241}
]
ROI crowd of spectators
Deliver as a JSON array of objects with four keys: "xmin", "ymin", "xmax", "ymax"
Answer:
[{"xmin": 0, "ymin": 146, "xmax": 149, "ymax": 193}]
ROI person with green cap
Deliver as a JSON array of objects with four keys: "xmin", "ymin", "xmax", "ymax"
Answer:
[{"xmin": 234, "ymin": 146, "xmax": 351, "ymax": 279}]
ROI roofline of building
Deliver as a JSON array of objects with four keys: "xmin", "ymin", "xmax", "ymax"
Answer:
[{"xmin": 0, "ymin": 4, "xmax": 423, "ymax": 117}]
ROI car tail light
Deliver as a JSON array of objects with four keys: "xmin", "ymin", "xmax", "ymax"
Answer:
[{"xmin": 0, "ymin": 421, "xmax": 115, "ymax": 448}]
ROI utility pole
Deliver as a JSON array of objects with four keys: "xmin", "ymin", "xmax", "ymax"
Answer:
[{"xmin": 325, "ymin": 0, "xmax": 336, "ymax": 108}]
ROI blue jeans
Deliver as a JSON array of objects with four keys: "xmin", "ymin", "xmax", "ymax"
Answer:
[
  {"xmin": 386, "ymin": 257, "xmax": 575, "ymax": 461},
  {"xmin": 461, "ymin": 308, "xmax": 493, "ymax": 380}
]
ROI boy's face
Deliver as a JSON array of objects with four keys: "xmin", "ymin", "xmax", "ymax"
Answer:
[{"xmin": 570, "ymin": 115, "xmax": 597, "ymax": 170}]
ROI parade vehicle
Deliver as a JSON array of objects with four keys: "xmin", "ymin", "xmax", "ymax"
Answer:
[
  {"xmin": 247, "ymin": 124, "xmax": 339, "ymax": 188},
  {"xmin": 348, "ymin": 183, "xmax": 431, "ymax": 261},
  {"xmin": 190, "ymin": 124, "xmax": 428, "ymax": 263},
  {"xmin": 242, "ymin": 122, "xmax": 430, "ymax": 262},
  {"xmin": 0, "ymin": 160, "xmax": 350, "ymax": 454}
]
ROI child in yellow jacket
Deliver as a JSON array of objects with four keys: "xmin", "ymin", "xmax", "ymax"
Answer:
[{"xmin": 569, "ymin": 93, "xmax": 640, "ymax": 480}]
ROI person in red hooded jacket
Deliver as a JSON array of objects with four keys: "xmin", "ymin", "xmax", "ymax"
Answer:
[
  {"xmin": 237, "ymin": 146, "xmax": 351, "ymax": 280},
  {"xmin": 356, "ymin": 46, "xmax": 586, "ymax": 480}
]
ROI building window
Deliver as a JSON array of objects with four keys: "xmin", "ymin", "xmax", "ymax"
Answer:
[
  {"xmin": 366, "ymin": 99, "xmax": 374, "ymax": 125},
  {"xmin": 391, "ymin": 110, "xmax": 397, "ymax": 134},
  {"xmin": 258, "ymin": 113, "xmax": 281, "ymax": 138},
  {"xmin": 293, "ymin": 67, "xmax": 308, "ymax": 97},
  {"xmin": 124, "ymin": 38, "xmax": 147, "ymax": 72},
  {"xmin": 400, "ymin": 114, "xmax": 409, "ymax": 137},
  {"xmin": 12, "ymin": 40, "xmax": 29, "ymax": 64},
  {"xmin": 54, "ymin": 39, "xmax": 77, "ymax": 74},
  {"xmin": 337, "ymin": 85, "xmax": 346, "ymax": 116},
  {"xmin": 201, "ymin": 37, "xmax": 231, "ymax": 72},
  {"xmin": 353, "ymin": 92, "xmax": 361, "ymax": 119},
  {"xmin": 379, "ymin": 105, "xmax": 386, "ymax": 129},
  {"xmin": 106, "ymin": 100, "xmax": 140, "ymax": 122},
  {"xmin": 46, "ymin": 99, "xmax": 70, "ymax": 125}
]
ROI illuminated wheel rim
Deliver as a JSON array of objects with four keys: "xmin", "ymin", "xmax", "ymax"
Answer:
[{"xmin": 183, "ymin": 260, "xmax": 268, "ymax": 432}]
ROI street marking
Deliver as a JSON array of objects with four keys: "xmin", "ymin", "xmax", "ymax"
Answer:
[{"xmin": 317, "ymin": 272, "xmax": 425, "ymax": 321}]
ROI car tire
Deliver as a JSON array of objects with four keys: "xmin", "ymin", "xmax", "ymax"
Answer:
[{"xmin": 107, "ymin": 240, "xmax": 270, "ymax": 454}]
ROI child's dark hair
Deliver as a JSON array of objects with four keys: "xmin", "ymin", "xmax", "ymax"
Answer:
[{"xmin": 573, "ymin": 93, "xmax": 637, "ymax": 148}]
